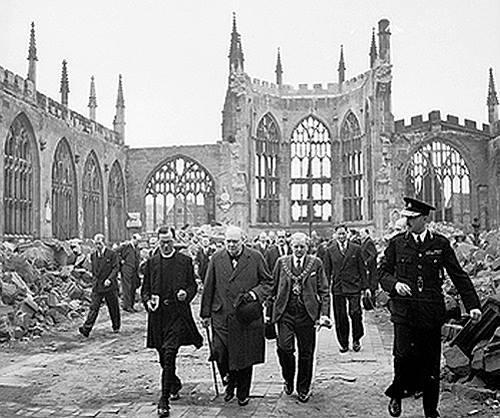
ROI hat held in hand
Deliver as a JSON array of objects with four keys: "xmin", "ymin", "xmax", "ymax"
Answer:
[{"xmin": 235, "ymin": 292, "xmax": 263, "ymax": 325}]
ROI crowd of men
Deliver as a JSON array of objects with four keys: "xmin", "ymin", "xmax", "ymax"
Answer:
[{"xmin": 74, "ymin": 196, "xmax": 482, "ymax": 418}]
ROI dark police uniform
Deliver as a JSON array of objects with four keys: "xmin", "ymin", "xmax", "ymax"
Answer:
[{"xmin": 379, "ymin": 229, "xmax": 480, "ymax": 417}]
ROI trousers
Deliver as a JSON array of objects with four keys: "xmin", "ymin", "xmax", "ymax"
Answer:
[
  {"xmin": 332, "ymin": 293, "xmax": 363, "ymax": 348},
  {"xmin": 81, "ymin": 289, "xmax": 120, "ymax": 333}
]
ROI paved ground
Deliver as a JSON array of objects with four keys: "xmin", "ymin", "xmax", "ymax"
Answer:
[{"xmin": 0, "ymin": 302, "xmax": 496, "ymax": 417}]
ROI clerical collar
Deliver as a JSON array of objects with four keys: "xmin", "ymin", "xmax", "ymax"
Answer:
[{"xmin": 160, "ymin": 249, "xmax": 175, "ymax": 258}]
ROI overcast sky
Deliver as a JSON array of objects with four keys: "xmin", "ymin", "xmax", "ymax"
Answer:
[{"xmin": 2, "ymin": 0, "xmax": 499, "ymax": 148}]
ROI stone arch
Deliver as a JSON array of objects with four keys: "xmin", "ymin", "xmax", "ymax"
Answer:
[
  {"xmin": 51, "ymin": 137, "xmax": 78, "ymax": 239},
  {"xmin": 108, "ymin": 160, "xmax": 126, "ymax": 243},
  {"xmin": 3, "ymin": 112, "xmax": 40, "ymax": 237},
  {"xmin": 290, "ymin": 115, "xmax": 332, "ymax": 223},
  {"xmin": 82, "ymin": 150, "xmax": 104, "ymax": 238},
  {"xmin": 340, "ymin": 110, "xmax": 363, "ymax": 221},
  {"xmin": 255, "ymin": 112, "xmax": 281, "ymax": 223},
  {"xmin": 144, "ymin": 155, "xmax": 216, "ymax": 231},
  {"xmin": 404, "ymin": 140, "xmax": 471, "ymax": 226}
]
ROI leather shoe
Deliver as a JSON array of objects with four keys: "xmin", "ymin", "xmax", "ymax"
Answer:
[
  {"xmin": 237, "ymin": 396, "xmax": 250, "ymax": 406},
  {"xmin": 283, "ymin": 381, "xmax": 293, "ymax": 395},
  {"xmin": 388, "ymin": 397, "xmax": 401, "ymax": 417},
  {"xmin": 170, "ymin": 383, "xmax": 182, "ymax": 401},
  {"xmin": 78, "ymin": 326, "xmax": 89, "ymax": 338},
  {"xmin": 157, "ymin": 397, "xmax": 169, "ymax": 417},
  {"xmin": 224, "ymin": 386, "xmax": 235, "ymax": 402},
  {"xmin": 339, "ymin": 345, "xmax": 349, "ymax": 353},
  {"xmin": 298, "ymin": 391, "xmax": 310, "ymax": 403},
  {"xmin": 352, "ymin": 341, "xmax": 361, "ymax": 352},
  {"xmin": 414, "ymin": 390, "xmax": 423, "ymax": 399}
]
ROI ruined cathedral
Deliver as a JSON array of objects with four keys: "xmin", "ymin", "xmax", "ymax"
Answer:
[{"xmin": 1, "ymin": 17, "xmax": 500, "ymax": 241}]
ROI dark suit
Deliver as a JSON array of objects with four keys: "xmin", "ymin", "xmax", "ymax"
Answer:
[
  {"xmin": 118, "ymin": 242, "xmax": 141, "ymax": 310},
  {"xmin": 265, "ymin": 244, "xmax": 291, "ymax": 272},
  {"xmin": 324, "ymin": 241, "xmax": 367, "ymax": 348},
  {"xmin": 200, "ymin": 247, "xmax": 272, "ymax": 401},
  {"xmin": 379, "ymin": 230, "xmax": 480, "ymax": 416},
  {"xmin": 195, "ymin": 247, "xmax": 211, "ymax": 283},
  {"xmin": 272, "ymin": 255, "xmax": 329, "ymax": 394},
  {"xmin": 81, "ymin": 248, "xmax": 121, "ymax": 334},
  {"xmin": 142, "ymin": 251, "xmax": 203, "ymax": 402},
  {"xmin": 360, "ymin": 237, "xmax": 378, "ymax": 294}
]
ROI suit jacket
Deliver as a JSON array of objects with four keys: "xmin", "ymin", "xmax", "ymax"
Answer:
[
  {"xmin": 195, "ymin": 247, "xmax": 211, "ymax": 283},
  {"xmin": 379, "ymin": 231, "xmax": 480, "ymax": 328},
  {"xmin": 91, "ymin": 248, "xmax": 119, "ymax": 293},
  {"xmin": 118, "ymin": 242, "xmax": 141, "ymax": 284},
  {"xmin": 325, "ymin": 241, "xmax": 368, "ymax": 295},
  {"xmin": 200, "ymin": 246, "xmax": 273, "ymax": 370},
  {"xmin": 271, "ymin": 255, "xmax": 330, "ymax": 323},
  {"xmin": 265, "ymin": 244, "xmax": 291, "ymax": 272},
  {"xmin": 141, "ymin": 251, "xmax": 202, "ymax": 349},
  {"xmin": 361, "ymin": 237, "xmax": 378, "ymax": 291}
]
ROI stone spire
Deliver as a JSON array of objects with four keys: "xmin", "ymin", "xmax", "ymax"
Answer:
[
  {"xmin": 88, "ymin": 76, "xmax": 97, "ymax": 121},
  {"xmin": 370, "ymin": 27, "xmax": 378, "ymax": 68},
  {"xmin": 113, "ymin": 74, "xmax": 125, "ymax": 142},
  {"xmin": 27, "ymin": 22, "xmax": 38, "ymax": 85},
  {"xmin": 487, "ymin": 68, "xmax": 499, "ymax": 125},
  {"xmin": 378, "ymin": 19, "xmax": 391, "ymax": 63},
  {"xmin": 338, "ymin": 45, "xmax": 346, "ymax": 88},
  {"xmin": 228, "ymin": 12, "xmax": 244, "ymax": 73},
  {"xmin": 275, "ymin": 47, "xmax": 283, "ymax": 86},
  {"xmin": 60, "ymin": 60, "xmax": 69, "ymax": 106}
]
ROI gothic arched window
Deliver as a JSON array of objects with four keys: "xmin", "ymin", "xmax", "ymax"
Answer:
[
  {"xmin": 108, "ymin": 161, "xmax": 126, "ymax": 243},
  {"xmin": 144, "ymin": 156, "xmax": 215, "ymax": 231},
  {"xmin": 82, "ymin": 151, "xmax": 104, "ymax": 239},
  {"xmin": 3, "ymin": 114, "xmax": 39, "ymax": 236},
  {"xmin": 290, "ymin": 116, "xmax": 332, "ymax": 223},
  {"xmin": 341, "ymin": 112, "xmax": 363, "ymax": 221},
  {"xmin": 255, "ymin": 113, "xmax": 280, "ymax": 223},
  {"xmin": 52, "ymin": 138, "xmax": 77, "ymax": 239},
  {"xmin": 405, "ymin": 141, "xmax": 471, "ymax": 225}
]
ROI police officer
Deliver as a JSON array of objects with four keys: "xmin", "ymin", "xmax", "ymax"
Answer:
[{"xmin": 379, "ymin": 197, "xmax": 482, "ymax": 418}]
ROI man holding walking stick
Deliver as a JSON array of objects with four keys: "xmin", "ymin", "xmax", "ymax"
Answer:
[
  {"xmin": 270, "ymin": 232, "xmax": 331, "ymax": 402},
  {"xmin": 142, "ymin": 226, "xmax": 203, "ymax": 418},
  {"xmin": 200, "ymin": 226, "xmax": 272, "ymax": 407}
]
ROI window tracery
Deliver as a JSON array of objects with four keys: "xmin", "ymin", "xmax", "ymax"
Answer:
[
  {"xmin": 82, "ymin": 152, "xmax": 104, "ymax": 238},
  {"xmin": 108, "ymin": 161, "xmax": 126, "ymax": 243}
]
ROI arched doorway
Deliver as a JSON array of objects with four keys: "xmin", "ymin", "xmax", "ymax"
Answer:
[
  {"xmin": 82, "ymin": 151, "xmax": 104, "ymax": 238},
  {"xmin": 108, "ymin": 161, "xmax": 126, "ymax": 242}
]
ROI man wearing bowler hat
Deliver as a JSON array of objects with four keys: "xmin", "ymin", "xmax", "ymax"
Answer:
[{"xmin": 379, "ymin": 197, "xmax": 482, "ymax": 418}]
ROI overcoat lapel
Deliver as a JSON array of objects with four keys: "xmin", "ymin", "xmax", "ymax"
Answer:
[
  {"xmin": 230, "ymin": 248, "xmax": 250, "ymax": 281},
  {"xmin": 340, "ymin": 244, "xmax": 351, "ymax": 271},
  {"xmin": 220, "ymin": 252, "xmax": 233, "ymax": 281}
]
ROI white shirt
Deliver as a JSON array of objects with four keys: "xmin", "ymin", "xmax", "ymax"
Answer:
[
  {"xmin": 412, "ymin": 230, "xmax": 427, "ymax": 245},
  {"xmin": 293, "ymin": 255, "xmax": 304, "ymax": 270}
]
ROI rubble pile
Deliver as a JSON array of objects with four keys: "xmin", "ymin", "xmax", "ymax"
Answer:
[{"xmin": 0, "ymin": 241, "xmax": 93, "ymax": 342}]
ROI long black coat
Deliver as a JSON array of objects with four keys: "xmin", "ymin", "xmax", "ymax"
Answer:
[
  {"xmin": 200, "ymin": 247, "xmax": 272, "ymax": 370},
  {"xmin": 118, "ymin": 242, "xmax": 141, "ymax": 286},
  {"xmin": 361, "ymin": 237, "xmax": 378, "ymax": 292},
  {"xmin": 324, "ymin": 241, "xmax": 368, "ymax": 295},
  {"xmin": 91, "ymin": 248, "xmax": 119, "ymax": 293},
  {"xmin": 265, "ymin": 244, "xmax": 291, "ymax": 272},
  {"xmin": 142, "ymin": 251, "xmax": 203, "ymax": 349},
  {"xmin": 379, "ymin": 231, "xmax": 480, "ymax": 328}
]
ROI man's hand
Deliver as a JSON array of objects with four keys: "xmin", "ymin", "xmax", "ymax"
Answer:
[
  {"xmin": 201, "ymin": 317, "xmax": 211, "ymax": 328},
  {"xmin": 104, "ymin": 279, "xmax": 111, "ymax": 287},
  {"xmin": 317, "ymin": 315, "xmax": 332, "ymax": 329},
  {"xmin": 177, "ymin": 289, "xmax": 187, "ymax": 302},
  {"xmin": 147, "ymin": 295, "xmax": 159, "ymax": 312},
  {"xmin": 394, "ymin": 282, "xmax": 412, "ymax": 296},
  {"xmin": 469, "ymin": 308, "xmax": 481, "ymax": 322}
]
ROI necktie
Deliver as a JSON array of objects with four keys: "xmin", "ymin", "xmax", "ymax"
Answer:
[
  {"xmin": 296, "ymin": 259, "xmax": 302, "ymax": 271},
  {"xmin": 417, "ymin": 235, "xmax": 423, "ymax": 246}
]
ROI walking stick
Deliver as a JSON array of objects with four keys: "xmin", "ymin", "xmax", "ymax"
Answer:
[
  {"xmin": 203, "ymin": 322, "xmax": 220, "ymax": 399},
  {"xmin": 311, "ymin": 320, "xmax": 332, "ymax": 392}
]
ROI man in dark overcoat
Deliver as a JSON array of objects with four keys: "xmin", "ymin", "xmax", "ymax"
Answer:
[
  {"xmin": 195, "ymin": 236, "xmax": 211, "ymax": 284},
  {"xmin": 79, "ymin": 233, "xmax": 121, "ymax": 337},
  {"xmin": 117, "ymin": 233, "xmax": 142, "ymax": 312},
  {"xmin": 142, "ymin": 227, "xmax": 202, "ymax": 418},
  {"xmin": 271, "ymin": 232, "xmax": 330, "ymax": 402},
  {"xmin": 360, "ymin": 228, "xmax": 379, "ymax": 302},
  {"xmin": 200, "ymin": 226, "xmax": 272, "ymax": 407},
  {"xmin": 324, "ymin": 224, "xmax": 370, "ymax": 353},
  {"xmin": 380, "ymin": 197, "xmax": 481, "ymax": 418}
]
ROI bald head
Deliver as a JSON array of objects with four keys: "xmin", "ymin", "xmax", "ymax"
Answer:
[{"xmin": 225, "ymin": 226, "xmax": 244, "ymax": 256}]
